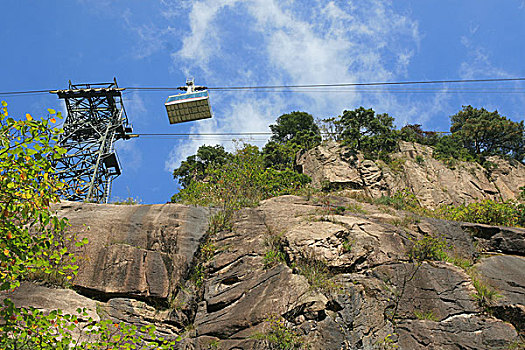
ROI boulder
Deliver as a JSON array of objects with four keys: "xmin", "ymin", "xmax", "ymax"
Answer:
[
  {"xmin": 476, "ymin": 255, "xmax": 525, "ymax": 304},
  {"xmin": 476, "ymin": 255, "xmax": 525, "ymax": 332},
  {"xmin": 10, "ymin": 196, "xmax": 522, "ymax": 349},
  {"xmin": 462, "ymin": 223, "xmax": 525, "ymax": 256},
  {"xmin": 101, "ymin": 298, "xmax": 181, "ymax": 338},
  {"xmin": 0, "ymin": 282, "xmax": 100, "ymax": 340},
  {"xmin": 397, "ymin": 315, "xmax": 518, "ymax": 350},
  {"xmin": 284, "ymin": 216, "xmax": 410, "ymax": 271},
  {"xmin": 54, "ymin": 201, "xmax": 210, "ymax": 303},
  {"xmin": 296, "ymin": 141, "xmax": 363, "ymax": 189},
  {"xmin": 194, "ymin": 207, "xmax": 326, "ymax": 339},
  {"xmin": 1, "ymin": 282, "xmax": 100, "ymax": 323},
  {"xmin": 373, "ymin": 262, "xmax": 480, "ymax": 321}
]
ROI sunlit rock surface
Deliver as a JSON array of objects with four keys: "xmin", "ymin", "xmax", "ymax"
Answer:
[{"xmin": 3, "ymin": 192, "xmax": 524, "ymax": 348}]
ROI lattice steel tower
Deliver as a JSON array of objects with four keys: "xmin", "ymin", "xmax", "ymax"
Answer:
[{"xmin": 51, "ymin": 79, "xmax": 133, "ymax": 203}]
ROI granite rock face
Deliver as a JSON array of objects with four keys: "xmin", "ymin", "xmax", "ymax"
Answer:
[
  {"xmin": 475, "ymin": 255, "xmax": 525, "ymax": 333},
  {"xmin": 3, "ymin": 282, "xmax": 100, "ymax": 324},
  {"xmin": 297, "ymin": 141, "xmax": 525, "ymax": 208},
  {"xmin": 56, "ymin": 201, "xmax": 211, "ymax": 303},
  {"xmin": 3, "ymin": 195, "xmax": 524, "ymax": 349},
  {"xmin": 186, "ymin": 196, "xmax": 522, "ymax": 349},
  {"xmin": 396, "ymin": 315, "xmax": 518, "ymax": 350}
]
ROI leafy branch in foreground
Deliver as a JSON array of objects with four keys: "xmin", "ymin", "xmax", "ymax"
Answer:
[
  {"xmin": 0, "ymin": 102, "xmax": 178, "ymax": 349},
  {"xmin": 1, "ymin": 300, "xmax": 179, "ymax": 349},
  {"xmin": 0, "ymin": 104, "xmax": 72, "ymax": 291}
]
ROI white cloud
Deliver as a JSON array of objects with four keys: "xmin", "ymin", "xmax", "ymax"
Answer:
[
  {"xmin": 78, "ymin": 0, "xmax": 178, "ymax": 60},
  {"xmin": 160, "ymin": 0, "xmax": 193, "ymax": 19},
  {"xmin": 165, "ymin": 0, "xmax": 422, "ymax": 171},
  {"xmin": 459, "ymin": 36, "xmax": 510, "ymax": 79},
  {"xmin": 176, "ymin": 0, "xmax": 241, "ymax": 67},
  {"xmin": 131, "ymin": 24, "xmax": 176, "ymax": 59}
]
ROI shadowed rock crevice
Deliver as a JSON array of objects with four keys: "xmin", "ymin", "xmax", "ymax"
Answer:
[
  {"xmin": 463, "ymin": 223, "xmax": 525, "ymax": 256},
  {"xmin": 490, "ymin": 305, "xmax": 525, "ymax": 334},
  {"xmin": 72, "ymin": 285, "xmax": 169, "ymax": 307}
]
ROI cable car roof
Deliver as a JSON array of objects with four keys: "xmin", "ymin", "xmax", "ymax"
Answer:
[{"xmin": 166, "ymin": 91, "xmax": 209, "ymax": 104}]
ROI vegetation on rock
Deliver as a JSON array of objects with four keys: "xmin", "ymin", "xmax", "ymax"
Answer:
[
  {"xmin": 172, "ymin": 144, "xmax": 311, "ymax": 209},
  {"xmin": 264, "ymin": 111, "xmax": 321, "ymax": 170},
  {"xmin": 167, "ymin": 105, "xmax": 523, "ymax": 347},
  {"xmin": 398, "ymin": 123, "xmax": 439, "ymax": 146},
  {"xmin": 408, "ymin": 235, "xmax": 449, "ymax": 262},
  {"xmin": 252, "ymin": 315, "xmax": 305, "ymax": 349},
  {"xmin": 346, "ymin": 188, "xmax": 525, "ymax": 228},
  {"xmin": 173, "ymin": 144, "xmax": 232, "ymax": 189},
  {"xmin": 322, "ymin": 105, "xmax": 524, "ymax": 165},
  {"xmin": 268, "ymin": 111, "xmax": 321, "ymax": 148},
  {"xmin": 437, "ymin": 199, "xmax": 525, "ymax": 227},
  {"xmin": 172, "ymin": 105, "xmax": 523, "ymax": 221},
  {"xmin": 450, "ymin": 105, "xmax": 524, "ymax": 162},
  {"xmin": 339, "ymin": 106, "xmax": 399, "ymax": 160}
]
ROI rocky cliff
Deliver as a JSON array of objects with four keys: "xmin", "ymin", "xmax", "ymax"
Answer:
[
  {"xmin": 4, "ymin": 194, "xmax": 524, "ymax": 349},
  {"xmin": 2, "ymin": 144, "xmax": 525, "ymax": 349},
  {"xmin": 297, "ymin": 141, "xmax": 525, "ymax": 208}
]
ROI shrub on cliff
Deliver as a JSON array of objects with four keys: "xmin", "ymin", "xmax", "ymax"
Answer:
[
  {"xmin": 437, "ymin": 199, "xmax": 524, "ymax": 227},
  {"xmin": 263, "ymin": 111, "xmax": 321, "ymax": 170},
  {"xmin": 172, "ymin": 144, "xmax": 310, "ymax": 209},
  {"xmin": 398, "ymin": 124, "xmax": 439, "ymax": 146},
  {"xmin": 269, "ymin": 111, "xmax": 321, "ymax": 148},
  {"xmin": 432, "ymin": 134, "xmax": 477, "ymax": 164},
  {"xmin": 173, "ymin": 145, "xmax": 232, "ymax": 189}
]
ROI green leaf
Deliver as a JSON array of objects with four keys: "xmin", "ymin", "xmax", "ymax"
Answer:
[{"xmin": 47, "ymin": 108, "xmax": 56, "ymax": 115}]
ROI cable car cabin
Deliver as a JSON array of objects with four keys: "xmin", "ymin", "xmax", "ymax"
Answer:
[{"xmin": 165, "ymin": 90, "xmax": 212, "ymax": 124}]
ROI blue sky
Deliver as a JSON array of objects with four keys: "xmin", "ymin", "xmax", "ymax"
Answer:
[{"xmin": 1, "ymin": 0, "xmax": 524, "ymax": 203}]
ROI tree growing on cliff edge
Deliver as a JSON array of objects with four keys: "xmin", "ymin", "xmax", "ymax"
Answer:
[
  {"xmin": 173, "ymin": 145, "xmax": 231, "ymax": 188},
  {"xmin": 263, "ymin": 111, "xmax": 322, "ymax": 170},
  {"xmin": 339, "ymin": 107, "xmax": 398, "ymax": 160},
  {"xmin": 450, "ymin": 105, "xmax": 525, "ymax": 162},
  {"xmin": 269, "ymin": 111, "xmax": 321, "ymax": 147},
  {"xmin": 172, "ymin": 144, "xmax": 310, "ymax": 207},
  {"xmin": 398, "ymin": 124, "xmax": 439, "ymax": 146}
]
